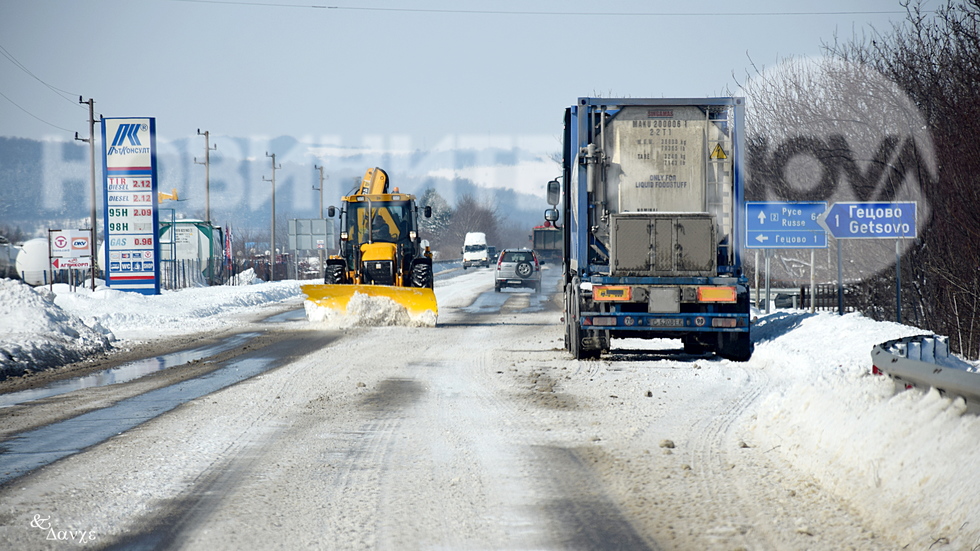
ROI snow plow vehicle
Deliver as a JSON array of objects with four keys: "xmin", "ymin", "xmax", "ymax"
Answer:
[{"xmin": 301, "ymin": 167, "xmax": 438, "ymax": 324}]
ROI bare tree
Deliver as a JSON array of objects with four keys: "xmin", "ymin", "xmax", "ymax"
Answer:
[
  {"xmin": 812, "ymin": 0, "xmax": 980, "ymax": 356},
  {"xmin": 442, "ymin": 194, "xmax": 501, "ymax": 259},
  {"xmin": 418, "ymin": 188, "xmax": 452, "ymax": 254}
]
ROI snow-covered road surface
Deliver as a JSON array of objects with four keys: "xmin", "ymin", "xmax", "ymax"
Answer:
[{"xmin": 1, "ymin": 267, "xmax": 978, "ymax": 549}]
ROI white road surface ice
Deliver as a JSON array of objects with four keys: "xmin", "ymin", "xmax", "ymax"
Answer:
[{"xmin": 0, "ymin": 266, "xmax": 979, "ymax": 549}]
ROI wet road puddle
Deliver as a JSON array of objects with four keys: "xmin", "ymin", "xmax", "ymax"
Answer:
[
  {"xmin": 0, "ymin": 354, "xmax": 279, "ymax": 485},
  {"xmin": 463, "ymin": 291, "xmax": 545, "ymax": 315},
  {"xmin": 0, "ymin": 329, "xmax": 333, "ymax": 486},
  {"xmin": 0, "ymin": 332, "xmax": 260, "ymax": 408}
]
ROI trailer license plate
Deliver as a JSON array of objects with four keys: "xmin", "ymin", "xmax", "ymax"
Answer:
[{"xmin": 648, "ymin": 318, "xmax": 684, "ymax": 327}]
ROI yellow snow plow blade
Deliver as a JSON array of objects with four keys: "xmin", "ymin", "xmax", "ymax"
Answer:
[{"xmin": 301, "ymin": 283, "xmax": 438, "ymax": 326}]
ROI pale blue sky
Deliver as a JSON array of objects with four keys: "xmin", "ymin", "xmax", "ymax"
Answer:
[{"xmin": 1, "ymin": 0, "xmax": 917, "ymax": 147}]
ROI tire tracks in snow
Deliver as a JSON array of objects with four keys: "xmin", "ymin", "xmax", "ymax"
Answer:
[{"xmin": 685, "ymin": 363, "xmax": 770, "ymax": 547}]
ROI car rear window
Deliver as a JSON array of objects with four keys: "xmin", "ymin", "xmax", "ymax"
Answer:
[{"xmin": 502, "ymin": 251, "xmax": 533, "ymax": 263}]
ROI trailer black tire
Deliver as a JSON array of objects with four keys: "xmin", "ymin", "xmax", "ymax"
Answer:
[
  {"xmin": 718, "ymin": 332, "xmax": 753, "ymax": 362},
  {"xmin": 565, "ymin": 281, "xmax": 580, "ymax": 357},
  {"xmin": 683, "ymin": 335, "xmax": 710, "ymax": 355},
  {"xmin": 566, "ymin": 279, "xmax": 600, "ymax": 360},
  {"xmin": 569, "ymin": 317, "xmax": 584, "ymax": 359}
]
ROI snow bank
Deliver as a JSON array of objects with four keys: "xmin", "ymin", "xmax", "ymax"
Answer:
[
  {"xmin": 0, "ymin": 280, "xmax": 114, "ymax": 376},
  {"xmin": 0, "ymin": 279, "xmax": 303, "ymax": 378},
  {"xmin": 750, "ymin": 311, "xmax": 980, "ymax": 547},
  {"xmin": 51, "ymin": 280, "xmax": 302, "ymax": 341}
]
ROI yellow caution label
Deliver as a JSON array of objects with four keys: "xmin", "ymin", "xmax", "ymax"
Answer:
[
  {"xmin": 594, "ymin": 286, "xmax": 632, "ymax": 301},
  {"xmin": 697, "ymin": 286, "xmax": 737, "ymax": 303},
  {"xmin": 710, "ymin": 143, "xmax": 728, "ymax": 160}
]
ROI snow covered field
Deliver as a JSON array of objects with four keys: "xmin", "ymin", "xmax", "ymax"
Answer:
[{"xmin": 1, "ymin": 272, "xmax": 979, "ymax": 548}]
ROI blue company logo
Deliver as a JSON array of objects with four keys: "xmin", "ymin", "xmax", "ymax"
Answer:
[
  {"xmin": 107, "ymin": 123, "xmax": 150, "ymax": 155},
  {"xmin": 111, "ymin": 124, "xmax": 142, "ymax": 146}
]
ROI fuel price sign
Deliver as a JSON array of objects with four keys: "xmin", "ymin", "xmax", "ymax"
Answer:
[{"xmin": 101, "ymin": 117, "xmax": 161, "ymax": 294}]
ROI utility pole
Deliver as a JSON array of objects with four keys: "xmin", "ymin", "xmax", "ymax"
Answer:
[
  {"xmin": 194, "ymin": 129, "xmax": 217, "ymax": 224},
  {"xmin": 313, "ymin": 165, "xmax": 327, "ymax": 219},
  {"xmin": 74, "ymin": 97, "xmax": 97, "ymax": 291},
  {"xmin": 264, "ymin": 152, "xmax": 280, "ymax": 281},
  {"xmin": 313, "ymin": 165, "xmax": 328, "ymax": 277}
]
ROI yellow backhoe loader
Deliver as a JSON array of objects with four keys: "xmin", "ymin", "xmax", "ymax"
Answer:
[{"xmin": 301, "ymin": 167, "xmax": 438, "ymax": 323}]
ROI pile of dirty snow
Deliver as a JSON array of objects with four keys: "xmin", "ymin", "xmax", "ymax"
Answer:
[
  {"xmin": 0, "ymin": 279, "xmax": 114, "ymax": 377},
  {"xmin": 304, "ymin": 292, "xmax": 437, "ymax": 328},
  {"xmin": 228, "ymin": 268, "xmax": 264, "ymax": 286}
]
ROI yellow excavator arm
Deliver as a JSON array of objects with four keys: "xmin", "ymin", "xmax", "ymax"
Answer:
[{"xmin": 357, "ymin": 167, "xmax": 389, "ymax": 195}]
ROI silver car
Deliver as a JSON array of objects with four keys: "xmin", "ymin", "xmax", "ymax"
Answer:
[{"xmin": 494, "ymin": 248, "xmax": 541, "ymax": 293}]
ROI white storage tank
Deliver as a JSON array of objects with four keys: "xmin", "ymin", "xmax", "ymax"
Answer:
[{"xmin": 15, "ymin": 238, "xmax": 50, "ymax": 285}]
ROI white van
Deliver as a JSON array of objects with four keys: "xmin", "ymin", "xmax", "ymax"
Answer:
[{"xmin": 462, "ymin": 232, "xmax": 490, "ymax": 269}]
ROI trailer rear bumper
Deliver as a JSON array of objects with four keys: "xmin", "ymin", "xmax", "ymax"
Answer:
[{"xmin": 580, "ymin": 312, "xmax": 750, "ymax": 333}]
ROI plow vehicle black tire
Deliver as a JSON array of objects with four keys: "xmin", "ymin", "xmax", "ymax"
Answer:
[
  {"xmin": 410, "ymin": 262, "xmax": 433, "ymax": 289},
  {"xmin": 324, "ymin": 263, "xmax": 345, "ymax": 284}
]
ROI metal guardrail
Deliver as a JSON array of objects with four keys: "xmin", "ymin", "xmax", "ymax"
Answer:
[{"xmin": 871, "ymin": 334, "xmax": 980, "ymax": 406}]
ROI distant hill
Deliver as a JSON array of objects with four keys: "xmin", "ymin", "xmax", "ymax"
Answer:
[{"xmin": 0, "ymin": 135, "xmax": 558, "ymax": 241}]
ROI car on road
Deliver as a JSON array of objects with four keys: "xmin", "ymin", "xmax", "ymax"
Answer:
[{"xmin": 494, "ymin": 248, "xmax": 541, "ymax": 293}]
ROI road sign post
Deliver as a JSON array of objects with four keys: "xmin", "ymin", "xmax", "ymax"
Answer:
[
  {"xmin": 745, "ymin": 201, "xmax": 828, "ymax": 249},
  {"xmin": 48, "ymin": 229, "xmax": 94, "ymax": 291},
  {"xmin": 819, "ymin": 201, "xmax": 918, "ymax": 319},
  {"xmin": 745, "ymin": 202, "xmax": 828, "ymax": 312}
]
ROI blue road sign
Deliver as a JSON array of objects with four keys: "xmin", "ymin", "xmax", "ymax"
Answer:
[
  {"xmin": 819, "ymin": 201, "xmax": 917, "ymax": 239},
  {"xmin": 745, "ymin": 201, "xmax": 828, "ymax": 249}
]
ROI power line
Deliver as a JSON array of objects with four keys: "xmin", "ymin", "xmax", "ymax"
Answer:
[
  {"xmin": 0, "ymin": 89, "xmax": 76, "ymax": 133},
  {"xmin": 0, "ymin": 43, "xmax": 80, "ymax": 105},
  {"xmin": 169, "ymin": 0, "xmax": 906, "ymax": 17}
]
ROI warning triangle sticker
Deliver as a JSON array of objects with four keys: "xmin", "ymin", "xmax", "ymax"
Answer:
[{"xmin": 710, "ymin": 143, "xmax": 728, "ymax": 159}]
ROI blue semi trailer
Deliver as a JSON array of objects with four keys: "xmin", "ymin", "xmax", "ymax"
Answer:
[{"xmin": 546, "ymin": 97, "xmax": 752, "ymax": 360}]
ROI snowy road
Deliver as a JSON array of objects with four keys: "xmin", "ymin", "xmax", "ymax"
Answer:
[{"xmin": 0, "ymin": 267, "xmax": 972, "ymax": 549}]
